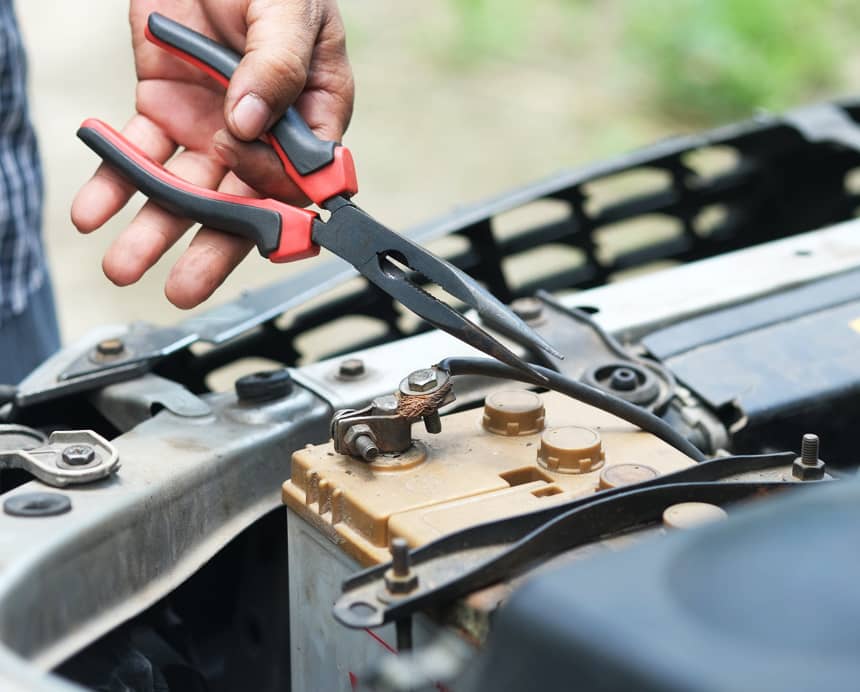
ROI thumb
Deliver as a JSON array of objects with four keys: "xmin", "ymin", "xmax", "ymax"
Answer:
[{"xmin": 225, "ymin": 1, "xmax": 321, "ymax": 141}]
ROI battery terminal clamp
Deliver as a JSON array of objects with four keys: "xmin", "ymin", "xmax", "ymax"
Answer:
[{"xmin": 331, "ymin": 367, "xmax": 454, "ymax": 462}]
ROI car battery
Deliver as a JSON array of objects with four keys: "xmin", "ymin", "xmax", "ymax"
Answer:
[{"xmin": 282, "ymin": 389, "xmax": 696, "ymax": 691}]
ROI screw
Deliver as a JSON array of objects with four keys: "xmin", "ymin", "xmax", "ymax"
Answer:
[
  {"xmin": 510, "ymin": 297, "xmax": 544, "ymax": 322},
  {"xmin": 96, "ymin": 338, "xmax": 125, "ymax": 356},
  {"xmin": 353, "ymin": 434, "xmax": 379, "ymax": 462},
  {"xmin": 61, "ymin": 444, "xmax": 96, "ymax": 466},
  {"xmin": 385, "ymin": 537, "xmax": 419, "ymax": 594},
  {"xmin": 407, "ymin": 368, "xmax": 438, "ymax": 392},
  {"xmin": 338, "ymin": 358, "xmax": 366, "ymax": 378}
]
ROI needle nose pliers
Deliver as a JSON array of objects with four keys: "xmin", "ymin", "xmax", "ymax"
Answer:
[{"xmin": 77, "ymin": 13, "xmax": 560, "ymax": 381}]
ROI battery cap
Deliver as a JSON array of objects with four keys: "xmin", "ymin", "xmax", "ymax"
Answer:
[
  {"xmin": 482, "ymin": 390, "xmax": 546, "ymax": 436},
  {"xmin": 537, "ymin": 426, "xmax": 605, "ymax": 474}
]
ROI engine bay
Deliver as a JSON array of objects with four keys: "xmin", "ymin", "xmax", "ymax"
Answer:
[{"xmin": 1, "ymin": 101, "xmax": 860, "ymax": 691}]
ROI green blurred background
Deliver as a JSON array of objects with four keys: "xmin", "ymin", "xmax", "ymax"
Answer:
[{"xmin": 19, "ymin": 0, "xmax": 860, "ymax": 342}]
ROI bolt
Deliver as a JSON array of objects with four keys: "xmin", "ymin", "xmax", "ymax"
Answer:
[
  {"xmin": 353, "ymin": 434, "xmax": 379, "ymax": 462},
  {"xmin": 372, "ymin": 395, "xmax": 399, "ymax": 415},
  {"xmin": 385, "ymin": 537, "xmax": 419, "ymax": 594},
  {"xmin": 407, "ymin": 368, "xmax": 438, "ymax": 392},
  {"xmin": 61, "ymin": 444, "xmax": 96, "ymax": 466},
  {"xmin": 96, "ymin": 338, "xmax": 125, "ymax": 357},
  {"xmin": 391, "ymin": 537, "xmax": 410, "ymax": 576},
  {"xmin": 338, "ymin": 358, "xmax": 365, "ymax": 378},
  {"xmin": 510, "ymin": 297, "xmax": 544, "ymax": 322},
  {"xmin": 801, "ymin": 433, "xmax": 819, "ymax": 465},
  {"xmin": 423, "ymin": 411, "xmax": 442, "ymax": 434},
  {"xmin": 609, "ymin": 367, "xmax": 638, "ymax": 392},
  {"xmin": 792, "ymin": 433, "xmax": 826, "ymax": 481}
]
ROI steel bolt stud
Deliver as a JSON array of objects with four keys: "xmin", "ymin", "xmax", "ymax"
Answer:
[
  {"xmin": 385, "ymin": 537, "xmax": 419, "ymax": 594},
  {"xmin": 61, "ymin": 444, "xmax": 96, "ymax": 467},
  {"xmin": 801, "ymin": 433, "xmax": 819, "ymax": 465},
  {"xmin": 354, "ymin": 434, "xmax": 379, "ymax": 462},
  {"xmin": 423, "ymin": 411, "xmax": 442, "ymax": 434}
]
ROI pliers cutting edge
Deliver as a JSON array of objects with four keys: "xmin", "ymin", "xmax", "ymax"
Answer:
[{"xmin": 78, "ymin": 13, "xmax": 560, "ymax": 381}]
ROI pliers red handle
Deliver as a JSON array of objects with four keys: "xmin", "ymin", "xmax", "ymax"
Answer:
[
  {"xmin": 78, "ymin": 13, "xmax": 561, "ymax": 382},
  {"xmin": 78, "ymin": 118, "xmax": 321, "ymax": 263}
]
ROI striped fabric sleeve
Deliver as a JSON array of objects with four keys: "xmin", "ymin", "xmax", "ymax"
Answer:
[{"xmin": 0, "ymin": 0, "xmax": 46, "ymax": 324}]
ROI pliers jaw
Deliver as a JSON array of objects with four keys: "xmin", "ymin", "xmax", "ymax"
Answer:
[{"xmin": 316, "ymin": 201, "xmax": 559, "ymax": 382}]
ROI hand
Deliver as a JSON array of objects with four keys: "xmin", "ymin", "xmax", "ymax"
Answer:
[{"xmin": 71, "ymin": 0, "xmax": 354, "ymax": 308}]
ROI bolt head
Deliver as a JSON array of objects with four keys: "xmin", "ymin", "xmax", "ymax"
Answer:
[
  {"xmin": 510, "ymin": 297, "xmax": 544, "ymax": 322},
  {"xmin": 339, "ymin": 358, "xmax": 366, "ymax": 378},
  {"xmin": 792, "ymin": 457, "xmax": 826, "ymax": 481},
  {"xmin": 407, "ymin": 368, "xmax": 438, "ymax": 392},
  {"xmin": 372, "ymin": 395, "xmax": 399, "ymax": 415},
  {"xmin": 62, "ymin": 444, "xmax": 96, "ymax": 466},
  {"xmin": 96, "ymin": 338, "xmax": 125, "ymax": 357}
]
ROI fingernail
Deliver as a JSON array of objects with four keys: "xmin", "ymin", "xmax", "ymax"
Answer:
[
  {"xmin": 230, "ymin": 92, "xmax": 271, "ymax": 140},
  {"xmin": 213, "ymin": 133, "xmax": 238, "ymax": 168}
]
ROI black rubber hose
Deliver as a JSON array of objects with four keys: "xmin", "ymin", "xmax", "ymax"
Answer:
[{"xmin": 437, "ymin": 357, "xmax": 707, "ymax": 462}]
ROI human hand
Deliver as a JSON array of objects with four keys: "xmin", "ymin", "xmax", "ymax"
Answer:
[{"xmin": 71, "ymin": 0, "xmax": 354, "ymax": 308}]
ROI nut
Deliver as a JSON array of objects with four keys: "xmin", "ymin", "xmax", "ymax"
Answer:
[
  {"xmin": 384, "ymin": 538, "xmax": 418, "ymax": 594},
  {"xmin": 61, "ymin": 444, "xmax": 96, "ymax": 467},
  {"xmin": 792, "ymin": 457, "xmax": 826, "ymax": 481},
  {"xmin": 384, "ymin": 567, "xmax": 419, "ymax": 594},
  {"xmin": 407, "ymin": 368, "xmax": 438, "ymax": 392},
  {"xmin": 343, "ymin": 424, "xmax": 379, "ymax": 461}
]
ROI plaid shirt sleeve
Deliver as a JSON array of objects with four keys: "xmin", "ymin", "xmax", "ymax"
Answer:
[{"xmin": 0, "ymin": 0, "xmax": 46, "ymax": 323}]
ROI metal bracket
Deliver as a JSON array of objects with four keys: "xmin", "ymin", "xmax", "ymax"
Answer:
[
  {"xmin": 333, "ymin": 452, "xmax": 810, "ymax": 630},
  {"xmin": 526, "ymin": 291, "xmax": 676, "ymax": 413},
  {"xmin": 90, "ymin": 374, "xmax": 212, "ymax": 432},
  {"xmin": 0, "ymin": 430, "xmax": 120, "ymax": 487}
]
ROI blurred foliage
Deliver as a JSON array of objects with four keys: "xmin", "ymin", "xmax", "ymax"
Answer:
[
  {"xmin": 441, "ymin": 0, "xmax": 860, "ymax": 124},
  {"xmin": 624, "ymin": 0, "xmax": 860, "ymax": 122}
]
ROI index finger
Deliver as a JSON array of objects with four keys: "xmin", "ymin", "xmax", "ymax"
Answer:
[{"xmin": 71, "ymin": 113, "xmax": 176, "ymax": 233}]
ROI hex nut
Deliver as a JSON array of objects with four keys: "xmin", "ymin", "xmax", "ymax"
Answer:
[
  {"xmin": 343, "ymin": 424, "xmax": 377, "ymax": 459},
  {"xmin": 61, "ymin": 444, "xmax": 96, "ymax": 467},
  {"xmin": 407, "ymin": 369, "xmax": 438, "ymax": 392},
  {"xmin": 384, "ymin": 567, "xmax": 419, "ymax": 594},
  {"xmin": 792, "ymin": 457, "xmax": 826, "ymax": 481}
]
